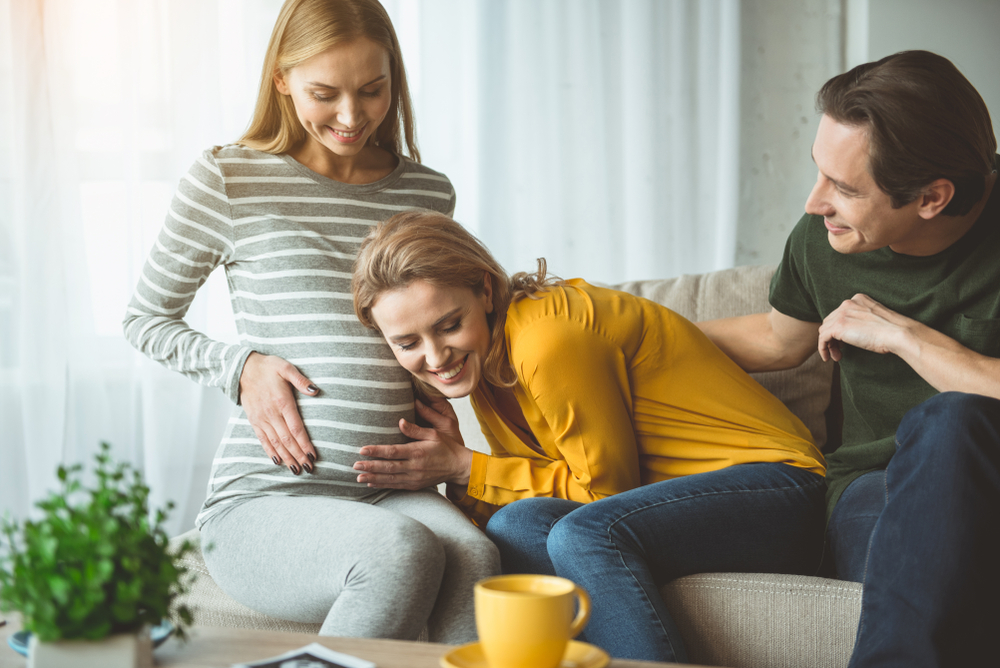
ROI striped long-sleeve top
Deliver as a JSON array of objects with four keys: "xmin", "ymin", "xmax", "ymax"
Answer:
[{"xmin": 122, "ymin": 144, "xmax": 456, "ymax": 528}]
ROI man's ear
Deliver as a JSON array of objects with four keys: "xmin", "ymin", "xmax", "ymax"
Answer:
[
  {"xmin": 482, "ymin": 272, "xmax": 494, "ymax": 314},
  {"xmin": 273, "ymin": 69, "xmax": 290, "ymax": 96},
  {"xmin": 917, "ymin": 178, "xmax": 955, "ymax": 219}
]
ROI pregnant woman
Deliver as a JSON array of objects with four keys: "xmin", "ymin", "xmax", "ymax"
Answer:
[
  {"xmin": 123, "ymin": 0, "xmax": 498, "ymax": 642},
  {"xmin": 351, "ymin": 211, "xmax": 827, "ymax": 662}
]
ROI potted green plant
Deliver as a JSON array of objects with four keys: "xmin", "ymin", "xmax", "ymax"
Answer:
[{"xmin": 0, "ymin": 442, "xmax": 196, "ymax": 668}]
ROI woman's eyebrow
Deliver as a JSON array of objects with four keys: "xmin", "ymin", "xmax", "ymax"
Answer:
[
  {"xmin": 432, "ymin": 308, "xmax": 463, "ymax": 327},
  {"xmin": 306, "ymin": 74, "xmax": 387, "ymax": 90}
]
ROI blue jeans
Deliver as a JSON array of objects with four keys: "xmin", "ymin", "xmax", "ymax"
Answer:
[
  {"xmin": 826, "ymin": 392, "xmax": 1000, "ymax": 667},
  {"xmin": 484, "ymin": 462, "xmax": 826, "ymax": 662}
]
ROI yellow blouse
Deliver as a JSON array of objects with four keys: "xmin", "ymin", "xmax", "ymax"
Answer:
[{"xmin": 452, "ymin": 279, "xmax": 825, "ymax": 527}]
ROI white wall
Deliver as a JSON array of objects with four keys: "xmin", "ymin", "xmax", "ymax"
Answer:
[
  {"xmin": 863, "ymin": 0, "xmax": 1000, "ymax": 140},
  {"xmin": 736, "ymin": 0, "xmax": 843, "ymax": 267}
]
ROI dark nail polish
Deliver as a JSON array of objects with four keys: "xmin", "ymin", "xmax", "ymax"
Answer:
[
  {"xmin": 303, "ymin": 462, "xmax": 313, "ymax": 474},
  {"xmin": 272, "ymin": 456, "xmax": 281, "ymax": 465},
  {"xmin": 307, "ymin": 385, "xmax": 319, "ymax": 394},
  {"xmin": 307, "ymin": 452, "xmax": 316, "ymax": 463},
  {"xmin": 290, "ymin": 464, "xmax": 300, "ymax": 475}
]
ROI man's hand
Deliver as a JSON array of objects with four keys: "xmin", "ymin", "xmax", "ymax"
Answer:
[
  {"xmin": 819, "ymin": 293, "xmax": 1000, "ymax": 399},
  {"xmin": 239, "ymin": 352, "xmax": 319, "ymax": 474},
  {"xmin": 818, "ymin": 294, "xmax": 915, "ymax": 362},
  {"xmin": 354, "ymin": 396, "xmax": 474, "ymax": 491}
]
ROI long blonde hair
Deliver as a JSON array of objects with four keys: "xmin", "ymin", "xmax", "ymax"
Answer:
[
  {"xmin": 353, "ymin": 211, "xmax": 560, "ymax": 389},
  {"xmin": 238, "ymin": 0, "xmax": 419, "ymax": 160}
]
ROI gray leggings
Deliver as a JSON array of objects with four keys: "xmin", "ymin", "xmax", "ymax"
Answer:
[{"xmin": 200, "ymin": 489, "xmax": 500, "ymax": 643}]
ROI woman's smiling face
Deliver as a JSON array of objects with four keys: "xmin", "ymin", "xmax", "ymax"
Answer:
[
  {"xmin": 274, "ymin": 37, "xmax": 392, "ymax": 162},
  {"xmin": 370, "ymin": 279, "xmax": 494, "ymax": 398}
]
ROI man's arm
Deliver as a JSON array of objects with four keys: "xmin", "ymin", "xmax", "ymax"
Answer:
[
  {"xmin": 697, "ymin": 308, "xmax": 821, "ymax": 373},
  {"xmin": 819, "ymin": 294, "xmax": 1000, "ymax": 399}
]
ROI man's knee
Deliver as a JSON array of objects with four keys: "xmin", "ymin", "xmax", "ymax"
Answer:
[
  {"xmin": 891, "ymin": 392, "xmax": 1000, "ymax": 501},
  {"xmin": 901, "ymin": 391, "xmax": 1000, "ymax": 430},
  {"xmin": 897, "ymin": 392, "xmax": 1000, "ymax": 455}
]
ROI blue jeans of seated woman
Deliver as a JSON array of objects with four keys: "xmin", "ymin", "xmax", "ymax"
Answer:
[
  {"xmin": 826, "ymin": 392, "xmax": 1000, "ymax": 668},
  {"xmin": 484, "ymin": 462, "xmax": 826, "ymax": 662}
]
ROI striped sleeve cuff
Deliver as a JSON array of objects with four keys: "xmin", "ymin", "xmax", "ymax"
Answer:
[{"xmin": 228, "ymin": 346, "xmax": 257, "ymax": 405}]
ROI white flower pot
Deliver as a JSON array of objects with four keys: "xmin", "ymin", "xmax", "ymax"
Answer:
[{"xmin": 27, "ymin": 627, "xmax": 152, "ymax": 668}]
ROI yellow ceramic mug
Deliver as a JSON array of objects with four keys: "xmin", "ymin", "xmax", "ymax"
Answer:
[{"xmin": 475, "ymin": 574, "xmax": 591, "ymax": 668}]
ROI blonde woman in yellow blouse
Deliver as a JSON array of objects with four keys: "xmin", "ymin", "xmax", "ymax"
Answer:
[{"xmin": 351, "ymin": 211, "xmax": 826, "ymax": 663}]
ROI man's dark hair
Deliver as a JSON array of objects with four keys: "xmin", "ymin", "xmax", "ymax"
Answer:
[{"xmin": 817, "ymin": 50, "xmax": 996, "ymax": 215}]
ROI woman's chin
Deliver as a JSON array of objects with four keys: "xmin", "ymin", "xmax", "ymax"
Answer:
[
  {"xmin": 423, "ymin": 374, "xmax": 476, "ymax": 399},
  {"xmin": 434, "ymin": 383, "xmax": 474, "ymax": 399},
  {"xmin": 413, "ymin": 375, "xmax": 472, "ymax": 400}
]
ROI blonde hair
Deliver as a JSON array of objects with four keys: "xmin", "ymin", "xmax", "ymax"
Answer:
[
  {"xmin": 353, "ymin": 211, "xmax": 560, "ymax": 389},
  {"xmin": 238, "ymin": 0, "xmax": 419, "ymax": 160}
]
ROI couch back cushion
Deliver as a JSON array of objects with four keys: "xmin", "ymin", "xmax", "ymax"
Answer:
[{"xmin": 453, "ymin": 264, "xmax": 833, "ymax": 454}]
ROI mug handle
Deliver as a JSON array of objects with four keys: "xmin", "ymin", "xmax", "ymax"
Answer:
[{"xmin": 568, "ymin": 585, "xmax": 592, "ymax": 638}]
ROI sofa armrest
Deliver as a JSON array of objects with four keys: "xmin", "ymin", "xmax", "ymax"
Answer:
[{"xmin": 661, "ymin": 573, "xmax": 861, "ymax": 668}]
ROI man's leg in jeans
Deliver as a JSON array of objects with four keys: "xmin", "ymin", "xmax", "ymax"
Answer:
[
  {"xmin": 828, "ymin": 470, "xmax": 886, "ymax": 583},
  {"xmin": 846, "ymin": 392, "xmax": 1000, "ymax": 668}
]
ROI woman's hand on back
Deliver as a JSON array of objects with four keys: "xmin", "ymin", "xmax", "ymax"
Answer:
[
  {"xmin": 354, "ymin": 396, "xmax": 474, "ymax": 491},
  {"xmin": 239, "ymin": 352, "xmax": 319, "ymax": 474}
]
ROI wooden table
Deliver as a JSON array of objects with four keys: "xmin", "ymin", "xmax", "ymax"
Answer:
[{"xmin": 1, "ymin": 618, "xmax": 700, "ymax": 668}]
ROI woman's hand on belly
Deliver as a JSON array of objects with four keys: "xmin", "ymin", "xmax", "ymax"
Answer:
[
  {"xmin": 354, "ymin": 396, "xmax": 473, "ymax": 492},
  {"xmin": 239, "ymin": 352, "xmax": 319, "ymax": 474}
]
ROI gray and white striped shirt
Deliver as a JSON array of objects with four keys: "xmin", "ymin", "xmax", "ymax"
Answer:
[{"xmin": 123, "ymin": 144, "xmax": 456, "ymax": 528}]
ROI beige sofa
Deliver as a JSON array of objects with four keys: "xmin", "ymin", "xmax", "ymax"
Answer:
[{"xmin": 170, "ymin": 264, "xmax": 862, "ymax": 668}]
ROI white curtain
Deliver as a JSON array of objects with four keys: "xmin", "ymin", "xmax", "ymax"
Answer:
[
  {"xmin": 0, "ymin": 0, "xmax": 739, "ymax": 533},
  {"xmin": 401, "ymin": 0, "xmax": 741, "ymax": 284}
]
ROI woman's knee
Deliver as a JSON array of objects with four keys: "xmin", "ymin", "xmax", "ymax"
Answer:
[
  {"xmin": 363, "ymin": 516, "xmax": 446, "ymax": 583},
  {"xmin": 546, "ymin": 504, "xmax": 610, "ymax": 563},
  {"xmin": 444, "ymin": 520, "xmax": 501, "ymax": 574},
  {"xmin": 485, "ymin": 497, "xmax": 577, "ymax": 545}
]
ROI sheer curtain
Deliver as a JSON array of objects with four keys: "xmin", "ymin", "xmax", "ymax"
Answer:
[
  {"xmin": 0, "ymin": 0, "xmax": 739, "ymax": 534},
  {"xmin": 405, "ymin": 0, "xmax": 741, "ymax": 284},
  {"xmin": 0, "ymin": 0, "xmax": 275, "ymax": 532}
]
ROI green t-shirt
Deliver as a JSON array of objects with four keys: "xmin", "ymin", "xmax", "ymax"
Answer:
[{"xmin": 770, "ymin": 160, "xmax": 1000, "ymax": 517}]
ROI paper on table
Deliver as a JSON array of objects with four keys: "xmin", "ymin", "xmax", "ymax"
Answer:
[{"xmin": 230, "ymin": 641, "xmax": 376, "ymax": 668}]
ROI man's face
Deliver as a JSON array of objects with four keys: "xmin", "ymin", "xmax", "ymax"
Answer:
[{"xmin": 804, "ymin": 114, "xmax": 926, "ymax": 255}]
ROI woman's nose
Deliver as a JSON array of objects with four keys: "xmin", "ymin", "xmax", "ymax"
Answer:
[
  {"xmin": 337, "ymin": 95, "xmax": 360, "ymax": 128},
  {"xmin": 426, "ymin": 340, "xmax": 450, "ymax": 368}
]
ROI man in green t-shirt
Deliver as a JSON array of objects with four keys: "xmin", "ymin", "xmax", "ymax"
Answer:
[{"xmin": 700, "ymin": 50, "xmax": 1000, "ymax": 667}]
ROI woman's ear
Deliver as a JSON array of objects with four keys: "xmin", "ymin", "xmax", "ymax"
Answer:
[
  {"xmin": 273, "ymin": 69, "xmax": 291, "ymax": 96},
  {"xmin": 482, "ymin": 272, "xmax": 494, "ymax": 314}
]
